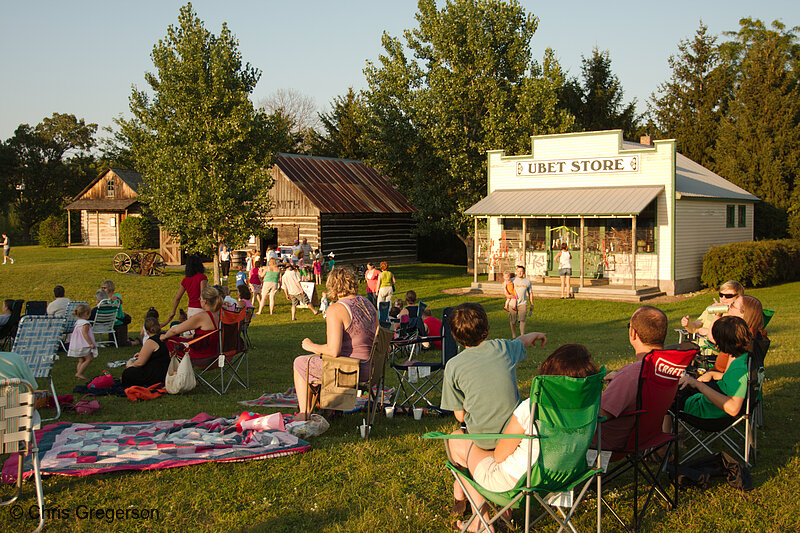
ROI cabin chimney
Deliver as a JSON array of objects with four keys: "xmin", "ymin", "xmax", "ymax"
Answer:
[{"xmin": 640, "ymin": 135, "xmax": 653, "ymax": 146}]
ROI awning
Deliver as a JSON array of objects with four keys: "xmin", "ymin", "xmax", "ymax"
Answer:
[
  {"xmin": 465, "ymin": 186, "xmax": 664, "ymax": 216},
  {"xmin": 65, "ymin": 198, "xmax": 139, "ymax": 211}
]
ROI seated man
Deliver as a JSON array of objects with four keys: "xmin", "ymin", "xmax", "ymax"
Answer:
[
  {"xmin": 440, "ymin": 302, "xmax": 547, "ymax": 514},
  {"xmin": 47, "ymin": 285, "xmax": 71, "ymax": 317},
  {"xmin": 597, "ymin": 305, "xmax": 668, "ymax": 450},
  {"xmin": 89, "ymin": 289, "xmax": 108, "ymax": 322},
  {"xmin": 0, "ymin": 299, "xmax": 12, "ymax": 327}
]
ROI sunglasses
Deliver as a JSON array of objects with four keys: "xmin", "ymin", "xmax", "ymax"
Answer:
[{"xmin": 718, "ymin": 293, "xmax": 737, "ymax": 299}]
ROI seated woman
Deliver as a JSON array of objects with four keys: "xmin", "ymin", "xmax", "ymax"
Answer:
[
  {"xmin": 681, "ymin": 279, "xmax": 744, "ymax": 337},
  {"xmin": 292, "ymin": 267, "xmax": 378, "ymax": 420},
  {"xmin": 396, "ymin": 290, "xmax": 418, "ymax": 319},
  {"xmin": 713, "ymin": 294, "xmax": 765, "ymax": 372},
  {"xmin": 446, "ymin": 344, "xmax": 599, "ymax": 532},
  {"xmin": 122, "ymin": 317, "xmax": 171, "ymax": 388},
  {"xmin": 101, "ymin": 279, "xmax": 135, "ymax": 345},
  {"xmin": 676, "ymin": 315, "xmax": 751, "ymax": 427},
  {"xmin": 160, "ymin": 286, "xmax": 222, "ymax": 367}
]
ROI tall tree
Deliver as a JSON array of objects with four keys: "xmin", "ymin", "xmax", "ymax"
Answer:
[
  {"xmin": 5, "ymin": 113, "xmax": 97, "ymax": 239},
  {"xmin": 122, "ymin": 3, "xmax": 274, "ymax": 282},
  {"xmin": 561, "ymin": 47, "xmax": 639, "ymax": 139},
  {"xmin": 713, "ymin": 18, "xmax": 800, "ymax": 238},
  {"xmin": 309, "ymin": 88, "xmax": 368, "ymax": 160},
  {"xmin": 362, "ymin": 0, "xmax": 572, "ymax": 260},
  {"xmin": 650, "ymin": 22, "xmax": 733, "ymax": 169}
]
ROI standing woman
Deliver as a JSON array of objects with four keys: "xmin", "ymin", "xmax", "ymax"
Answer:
[
  {"xmin": 257, "ymin": 258, "xmax": 281, "ymax": 315},
  {"xmin": 377, "ymin": 261, "xmax": 395, "ymax": 304},
  {"xmin": 219, "ymin": 244, "xmax": 231, "ymax": 281},
  {"xmin": 2, "ymin": 233, "xmax": 14, "ymax": 264},
  {"xmin": 169, "ymin": 254, "xmax": 208, "ymax": 321},
  {"xmin": 555, "ymin": 243, "xmax": 573, "ymax": 299},
  {"xmin": 249, "ymin": 259, "xmax": 263, "ymax": 309}
]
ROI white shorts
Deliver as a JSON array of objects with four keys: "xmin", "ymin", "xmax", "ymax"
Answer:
[{"xmin": 472, "ymin": 456, "xmax": 519, "ymax": 492}]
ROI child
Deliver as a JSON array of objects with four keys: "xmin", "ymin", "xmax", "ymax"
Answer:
[
  {"xmin": 502, "ymin": 272, "xmax": 517, "ymax": 311},
  {"xmin": 313, "ymin": 257, "xmax": 322, "ymax": 285},
  {"xmin": 140, "ymin": 307, "xmax": 167, "ymax": 343},
  {"xmin": 319, "ymin": 291, "xmax": 330, "ymax": 318},
  {"xmin": 238, "ymin": 284, "xmax": 254, "ymax": 309},
  {"xmin": 235, "ymin": 264, "xmax": 248, "ymax": 289},
  {"xmin": 219, "ymin": 285, "xmax": 239, "ymax": 311},
  {"xmin": 67, "ymin": 303, "xmax": 98, "ymax": 380},
  {"xmin": 327, "ymin": 252, "xmax": 336, "ymax": 274},
  {"xmin": 171, "ymin": 308, "xmax": 188, "ymax": 328}
]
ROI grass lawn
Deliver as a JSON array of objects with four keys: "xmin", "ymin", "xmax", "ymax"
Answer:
[{"xmin": 1, "ymin": 246, "xmax": 799, "ymax": 532}]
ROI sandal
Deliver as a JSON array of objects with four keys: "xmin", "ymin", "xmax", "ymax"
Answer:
[{"xmin": 450, "ymin": 498, "xmax": 468, "ymax": 516}]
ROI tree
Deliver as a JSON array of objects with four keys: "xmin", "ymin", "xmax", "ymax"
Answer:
[
  {"xmin": 650, "ymin": 22, "xmax": 733, "ymax": 169},
  {"xmin": 5, "ymin": 113, "xmax": 97, "ymax": 239},
  {"xmin": 122, "ymin": 3, "xmax": 275, "ymax": 282},
  {"xmin": 713, "ymin": 19, "xmax": 800, "ymax": 238},
  {"xmin": 309, "ymin": 88, "xmax": 369, "ymax": 159},
  {"xmin": 561, "ymin": 47, "xmax": 639, "ymax": 139},
  {"xmin": 258, "ymin": 88, "xmax": 321, "ymax": 154},
  {"xmin": 362, "ymin": 0, "xmax": 572, "ymax": 262}
]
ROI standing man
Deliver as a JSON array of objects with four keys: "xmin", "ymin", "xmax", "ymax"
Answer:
[
  {"xmin": 301, "ymin": 238, "xmax": 313, "ymax": 261},
  {"xmin": 2, "ymin": 233, "xmax": 13, "ymax": 264},
  {"xmin": 364, "ymin": 262, "xmax": 380, "ymax": 306},
  {"xmin": 512, "ymin": 265, "xmax": 534, "ymax": 336},
  {"xmin": 281, "ymin": 265, "xmax": 318, "ymax": 321}
]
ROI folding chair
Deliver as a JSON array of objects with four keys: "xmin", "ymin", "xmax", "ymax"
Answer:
[
  {"xmin": 378, "ymin": 301, "xmax": 391, "ymax": 329},
  {"xmin": 25, "ymin": 301, "xmax": 47, "ymax": 316},
  {"xmin": 91, "ymin": 300, "xmax": 119, "ymax": 348},
  {"xmin": 424, "ymin": 368, "xmax": 607, "ymax": 533},
  {"xmin": 390, "ymin": 306, "xmax": 457, "ymax": 412},
  {"xmin": 11, "ymin": 316, "xmax": 67, "ymax": 423},
  {"xmin": 0, "ymin": 299, "xmax": 24, "ymax": 351},
  {"xmin": 600, "ymin": 346, "xmax": 697, "ymax": 533},
  {"xmin": 675, "ymin": 332, "xmax": 769, "ymax": 467},
  {"xmin": 59, "ymin": 300, "xmax": 89, "ymax": 351},
  {"xmin": 304, "ymin": 326, "xmax": 393, "ymax": 439},
  {"xmin": 0, "ymin": 378, "xmax": 45, "ymax": 533},
  {"xmin": 241, "ymin": 306, "xmax": 255, "ymax": 349}
]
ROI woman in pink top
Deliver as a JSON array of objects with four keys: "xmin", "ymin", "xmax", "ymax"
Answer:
[
  {"xmin": 293, "ymin": 267, "xmax": 378, "ymax": 420},
  {"xmin": 169, "ymin": 255, "xmax": 208, "ymax": 320}
]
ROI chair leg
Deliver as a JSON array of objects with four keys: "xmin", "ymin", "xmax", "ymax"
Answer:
[
  {"xmin": 41, "ymin": 377, "xmax": 61, "ymax": 423},
  {"xmin": 31, "ymin": 447, "xmax": 45, "ymax": 533}
]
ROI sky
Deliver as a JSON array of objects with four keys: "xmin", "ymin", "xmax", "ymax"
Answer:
[{"xmin": 0, "ymin": 0, "xmax": 797, "ymax": 141}]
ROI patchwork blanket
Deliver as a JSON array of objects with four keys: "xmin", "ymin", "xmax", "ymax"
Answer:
[
  {"xmin": 239, "ymin": 386, "xmax": 396, "ymax": 412},
  {"xmin": 1, "ymin": 413, "xmax": 309, "ymax": 481}
]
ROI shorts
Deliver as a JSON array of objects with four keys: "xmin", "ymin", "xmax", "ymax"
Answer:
[
  {"xmin": 261, "ymin": 282, "xmax": 279, "ymax": 296},
  {"xmin": 290, "ymin": 292, "xmax": 310, "ymax": 306},
  {"xmin": 472, "ymin": 456, "xmax": 519, "ymax": 492},
  {"xmin": 250, "ymin": 283, "xmax": 262, "ymax": 295},
  {"xmin": 559, "ymin": 267, "xmax": 572, "ymax": 276},
  {"xmin": 510, "ymin": 303, "xmax": 528, "ymax": 322}
]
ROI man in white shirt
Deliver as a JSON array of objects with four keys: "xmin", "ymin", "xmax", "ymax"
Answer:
[
  {"xmin": 281, "ymin": 265, "xmax": 318, "ymax": 320},
  {"xmin": 47, "ymin": 285, "xmax": 71, "ymax": 317}
]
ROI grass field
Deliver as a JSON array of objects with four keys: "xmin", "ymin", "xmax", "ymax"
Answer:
[{"xmin": 0, "ymin": 246, "xmax": 798, "ymax": 532}]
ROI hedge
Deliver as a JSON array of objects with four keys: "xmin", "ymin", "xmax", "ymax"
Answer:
[
  {"xmin": 37, "ymin": 214, "xmax": 67, "ymax": 247},
  {"xmin": 701, "ymin": 239, "xmax": 800, "ymax": 288},
  {"xmin": 119, "ymin": 216, "xmax": 154, "ymax": 250}
]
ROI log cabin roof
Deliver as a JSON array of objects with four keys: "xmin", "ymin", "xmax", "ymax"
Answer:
[
  {"xmin": 274, "ymin": 154, "xmax": 415, "ymax": 214},
  {"xmin": 73, "ymin": 168, "xmax": 143, "ymax": 201},
  {"xmin": 65, "ymin": 198, "xmax": 139, "ymax": 211}
]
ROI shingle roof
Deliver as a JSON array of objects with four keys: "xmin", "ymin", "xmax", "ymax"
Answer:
[{"xmin": 275, "ymin": 154, "xmax": 415, "ymax": 214}]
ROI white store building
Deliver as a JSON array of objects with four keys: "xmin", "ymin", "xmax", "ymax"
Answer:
[{"xmin": 465, "ymin": 130, "xmax": 759, "ymax": 297}]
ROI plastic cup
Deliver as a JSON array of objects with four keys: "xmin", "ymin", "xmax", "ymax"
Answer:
[
  {"xmin": 413, "ymin": 407, "xmax": 423, "ymax": 420},
  {"xmin": 385, "ymin": 406, "xmax": 394, "ymax": 419},
  {"xmin": 359, "ymin": 424, "xmax": 368, "ymax": 438}
]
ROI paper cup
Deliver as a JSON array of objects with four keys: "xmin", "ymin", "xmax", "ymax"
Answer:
[
  {"xmin": 359, "ymin": 424, "xmax": 368, "ymax": 438},
  {"xmin": 385, "ymin": 406, "xmax": 394, "ymax": 419},
  {"xmin": 413, "ymin": 407, "xmax": 423, "ymax": 420}
]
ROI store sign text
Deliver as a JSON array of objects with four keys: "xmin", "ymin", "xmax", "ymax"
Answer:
[{"xmin": 516, "ymin": 155, "xmax": 638, "ymax": 176}]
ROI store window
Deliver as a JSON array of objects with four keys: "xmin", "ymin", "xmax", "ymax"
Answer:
[
  {"xmin": 726, "ymin": 205, "xmax": 735, "ymax": 228},
  {"xmin": 738, "ymin": 205, "xmax": 746, "ymax": 227}
]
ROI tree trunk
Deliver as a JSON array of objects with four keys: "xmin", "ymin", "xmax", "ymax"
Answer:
[
  {"xmin": 213, "ymin": 250, "xmax": 220, "ymax": 285},
  {"xmin": 457, "ymin": 233, "xmax": 475, "ymax": 274}
]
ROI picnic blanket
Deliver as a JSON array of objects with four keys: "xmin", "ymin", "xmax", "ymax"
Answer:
[
  {"xmin": 1, "ymin": 413, "xmax": 310, "ymax": 481},
  {"xmin": 239, "ymin": 386, "xmax": 396, "ymax": 412}
]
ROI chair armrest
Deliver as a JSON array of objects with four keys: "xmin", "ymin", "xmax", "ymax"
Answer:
[{"xmin": 422, "ymin": 431, "xmax": 539, "ymax": 440}]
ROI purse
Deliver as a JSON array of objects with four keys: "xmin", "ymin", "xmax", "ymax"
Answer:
[
  {"xmin": 74, "ymin": 395, "xmax": 100, "ymax": 415},
  {"xmin": 165, "ymin": 354, "xmax": 196, "ymax": 394}
]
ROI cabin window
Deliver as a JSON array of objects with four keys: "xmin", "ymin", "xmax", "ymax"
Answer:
[
  {"xmin": 738, "ymin": 205, "xmax": 746, "ymax": 227},
  {"xmin": 726, "ymin": 205, "xmax": 735, "ymax": 228},
  {"xmin": 106, "ymin": 177, "xmax": 115, "ymax": 198}
]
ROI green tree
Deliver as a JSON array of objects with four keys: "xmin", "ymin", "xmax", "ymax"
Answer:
[
  {"xmin": 362, "ymin": 0, "xmax": 572, "ymax": 261},
  {"xmin": 713, "ymin": 19, "xmax": 800, "ymax": 238},
  {"xmin": 650, "ymin": 22, "xmax": 733, "ymax": 169},
  {"xmin": 309, "ymin": 88, "xmax": 368, "ymax": 160},
  {"xmin": 122, "ymin": 3, "xmax": 275, "ymax": 282},
  {"xmin": 561, "ymin": 47, "xmax": 639, "ymax": 139},
  {"xmin": 5, "ymin": 113, "xmax": 97, "ymax": 239}
]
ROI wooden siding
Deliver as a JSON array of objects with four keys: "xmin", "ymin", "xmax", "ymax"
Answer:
[
  {"xmin": 80, "ymin": 211, "xmax": 120, "ymax": 247},
  {"xmin": 269, "ymin": 168, "xmax": 321, "ymax": 218},
  {"xmin": 674, "ymin": 199, "xmax": 754, "ymax": 280},
  {"xmin": 270, "ymin": 216, "xmax": 321, "ymax": 249},
  {"xmin": 79, "ymin": 170, "xmax": 138, "ymax": 201},
  {"xmin": 320, "ymin": 214, "xmax": 416, "ymax": 264}
]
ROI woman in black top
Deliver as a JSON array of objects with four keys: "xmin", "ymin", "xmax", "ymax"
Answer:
[{"xmin": 122, "ymin": 317, "xmax": 171, "ymax": 388}]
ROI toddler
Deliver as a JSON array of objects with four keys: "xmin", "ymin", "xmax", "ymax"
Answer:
[
  {"xmin": 238, "ymin": 284, "xmax": 254, "ymax": 309},
  {"xmin": 503, "ymin": 272, "xmax": 517, "ymax": 312},
  {"xmin": 319, "ymin": 291, "xmax": 330, "ymax": 318},
  {"xmin": 67, "ymin": 303, "xmax": 98, "ymax": 380},
  {"xmin": 235, "ymin": 265, "xmax": 248, "ymax": 288},
  {"xmin": 313, "ymin": 257, "xmax": 322, "ymax": 285}
]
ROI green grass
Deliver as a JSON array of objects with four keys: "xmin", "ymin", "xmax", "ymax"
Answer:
[{"xmin": 1, "ymin": 246, "xmax": 799, "ymax": 532}]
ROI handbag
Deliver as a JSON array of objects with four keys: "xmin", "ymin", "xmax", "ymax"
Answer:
[
  {"xmin": 74, "ymin": 395, "xmax": 100, "ymax": 415},
  {"xmin": 165, "ymin": 354, "xmax": 196, "ymax": 394}
]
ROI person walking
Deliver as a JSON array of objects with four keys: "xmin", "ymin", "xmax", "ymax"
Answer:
[
  {"xmin": 2, "ymin": 234, "xmax": 14, "ymax": 264},
  {"xmin": 377, "ymin": 261, "xmax": 395, "ymax": 304}
]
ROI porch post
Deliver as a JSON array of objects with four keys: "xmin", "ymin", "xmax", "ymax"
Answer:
[
  {"xmin": 631, "ymin": 215, "xmax": 637, "ymax": 292},
  {"xmin": 96, "ymin": 211, "xmax": 100, "ymax": 247},
  {"xmin": 473, "ymin": 216, "xmax": 479, "ymax": 284},
  {"xmin": 580, "ymin": 217, "xmax": 585, "ymax": 288},
  {"xmin": 521, "ymin": 217, "xmax": 527, "ymax": 275},
  {"xmin": 67, "ymin": 211, "xmax": 71, "ymax": 247}
]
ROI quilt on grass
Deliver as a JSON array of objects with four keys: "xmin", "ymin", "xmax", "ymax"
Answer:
[
  {"xmin": 238, "ymin": 386, "xmax": 396, "ymax": 411},
  {"xmin": 1, "ymin": 413, "xmax": 309, "ymax": 481}
]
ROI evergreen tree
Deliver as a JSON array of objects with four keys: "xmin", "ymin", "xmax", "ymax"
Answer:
[
  {"xmin": 650, "ymin": 22, "xmax": 733, "ymax": 168},
  {"xmin": 122, "ymin": 3, "xmax": 274, "ymax": 281},
  {"xmin": 310, "ymin": 88, "xmax": 368, "ymax": 160}
]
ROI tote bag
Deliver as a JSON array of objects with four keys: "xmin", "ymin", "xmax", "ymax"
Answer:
[{"xmin": 165, "ymin": 355, "xmax": 196, "ymax": 394}]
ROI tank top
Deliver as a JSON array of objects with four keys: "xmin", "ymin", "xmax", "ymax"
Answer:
[
  {"xmin": 559, "ymin": 250, "xmax": 572, "ymax": 269},
  {"xmin": 189, "ymin": 311, "xmax": 219, "ymax": 360},
  {"xmin": 338, "ymin": 296, "xmax": 378, "ymax": 361},
  {"xmin": 379, "ymin": 270, "xmax": 393, "ymax": 288},
  {"xmin": 263, "ymin": 269, "xmax": 280, "ymax": 284}
]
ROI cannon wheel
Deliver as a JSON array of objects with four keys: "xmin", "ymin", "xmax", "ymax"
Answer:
[
  {"xmin": 112, "ymin": 252, "xmax": 132, "ymax": 274},
  {"xmin": 143, "ymin": 251, "xmax": 166, "ymax": 276},
  {"xmin": 130, "ymin": 251, "xmax": 144, "ymax": 274}
]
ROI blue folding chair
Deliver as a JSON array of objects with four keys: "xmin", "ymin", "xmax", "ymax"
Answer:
[
  {"xmin": 12, "ymin": 315, "xmax": 66, "ymax": 421},
  {"xmin": 59, "ymin": 300, "xmax": 89, "ymax": 351}
]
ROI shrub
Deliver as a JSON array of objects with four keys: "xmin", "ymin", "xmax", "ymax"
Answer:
[
  {"xmin": 119, "ymin": 216, "xmax": 154, "ymax": 250},
  {"xmin": 37, "ymin": 215, "xmax": 67, "ymax": 247},
  {"xmin": 701, "ymin": 239, "xmax": 800, "ymax": 288}
]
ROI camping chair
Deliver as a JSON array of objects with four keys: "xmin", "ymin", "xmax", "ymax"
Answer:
[
  {"xmin": 91, "ymin": 299, "xmax": 119, "ymax": 348},
  {"xmin": 25, "ymin": 301, "xmax": 47, "ymax": 316},
  {"xmin": 0, "ymin": 299, "xmax": 24, "ymax": 351},
  {"xmin": 675, "ymin": 332, "xmax": 769, "ymax": 467},
  {"xmin": 424, "ymin": 368, "xmax": 607, "ymax": 533},
  {"xmin": 600, "ymin": 345, "xmax": 698, "ymax": 533},
  {"xmin": 304, "ymin": 326, "xmax": 393, "ymax": 439},
  {"xmin": 0, "ymin": 378, "xmax": 45, "ymax": 532},
  {"xmin": 390, "ymin": 306, "xmax": 457, "ymax": 412},
  {"xmin": 241, "ymin": 306, "xmax": 255, "ymax": 349},
  {"xmin": 59, "ymin": 300, "xmax": 89, "ymax": 351},
  {"xmin": 378, "ymin": 301, "xmax": 391, "ymax": 329},
  {"xmin": 11, "ymin": 315, "xmax": 67, "ymax": 423}
]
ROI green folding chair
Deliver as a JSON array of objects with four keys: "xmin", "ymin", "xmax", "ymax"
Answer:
[{"xmin": 424, "ymin": 368, "xmax": 606, "ymax": 533}]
